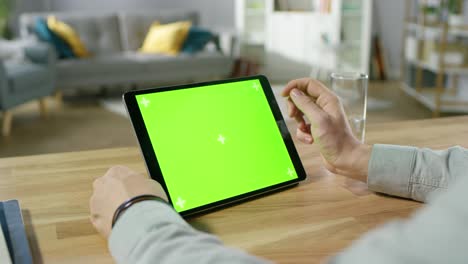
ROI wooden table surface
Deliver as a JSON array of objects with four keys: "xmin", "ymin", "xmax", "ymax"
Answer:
[{"xmin": 1, "ymin": 116, "xmax": 468, "ymax": 263}]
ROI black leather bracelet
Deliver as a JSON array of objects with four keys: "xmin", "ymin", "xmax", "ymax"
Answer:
[{"xmin": 112, "ymin": 194, "xmax": 167, "ymax": 228}]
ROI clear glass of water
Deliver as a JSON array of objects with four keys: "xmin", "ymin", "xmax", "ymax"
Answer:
[{"xmin": 330, "ymin": 72, "xmax": 368, "ymax": 142}]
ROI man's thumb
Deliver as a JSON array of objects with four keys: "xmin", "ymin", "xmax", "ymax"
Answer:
[{"xmin": 290, "ymin": 89, "xmax": 322, "ymax": 120}]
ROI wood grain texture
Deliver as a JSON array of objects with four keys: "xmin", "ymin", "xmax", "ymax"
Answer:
[
  {"xmin": 2, "ymin": 111, "xmax": 12, "ymax": 137},
  {"xmin": 1, "ymin": 116, "xmax": 468, "ymax": 263},
  {"xmin": 55, "ymin": 90, "xmax": 63, "ymax": 108},
  {"xmin": 38, "ymin": 98, "xmax": 48, "ymax": 119}
]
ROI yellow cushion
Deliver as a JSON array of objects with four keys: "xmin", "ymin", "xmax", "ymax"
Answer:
[
  {"xmin": 47, "ymin": 16, "xmax": 90, "ymax": 58},
  {"xmin": 139, "ymin": 21, "xmax": 192, "ymax": 55}
]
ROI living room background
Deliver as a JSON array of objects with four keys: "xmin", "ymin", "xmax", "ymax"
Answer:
[
  {"xmin": 13, "ymin": 0, "xmax": 405, "ymax": 77},
  {"xmin": 1, "ymin": 1, "xmax": 468, "ymax": 262},
  {"xmin": 2, "ymin": 0, "xmax": 467, "ymax": 156}
]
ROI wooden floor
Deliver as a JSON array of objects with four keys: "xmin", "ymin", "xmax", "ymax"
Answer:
[
  {"xmin": 0, "ymin": 81, "xmax": 458, "ymax": 158},
  {"xmin": 0, "ymin": 97, "xmax": 137, "ymax": 158}
]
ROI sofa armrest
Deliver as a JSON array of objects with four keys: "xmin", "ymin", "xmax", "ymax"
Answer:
[
  {"xmin": 24, "ymin": 42, "xmax": 56, "ymax": 66},
  {"xmin": 23, "ymin": 42, "xmax": 56, "ymax": 92}
]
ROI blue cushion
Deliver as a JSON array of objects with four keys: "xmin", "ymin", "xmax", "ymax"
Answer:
[
  {"xmin": 34, "ymin": 18, "xmax": 75, "ymax": 59},
  {"xmin": 181, "ymin": 27, "xmax": 213, "ymax": 54}
]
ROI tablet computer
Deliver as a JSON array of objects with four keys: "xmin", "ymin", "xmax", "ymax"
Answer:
[{"xmin": 124, "ymin": 75, "xmax": 306, "ymax": 217}]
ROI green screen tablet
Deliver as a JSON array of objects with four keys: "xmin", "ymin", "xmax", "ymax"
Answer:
[{"xmin": 124, "ymin": 75, "xmax": 306, "ymax": 216}]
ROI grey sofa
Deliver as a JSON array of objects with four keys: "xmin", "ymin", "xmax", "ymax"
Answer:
[
  {"xmin": 19, "ymin": 11, "xmax": 235, "ymax": 91},
  {"xmin": 0, "ymin": 42, "xmax": 56, "ymax": 136}
]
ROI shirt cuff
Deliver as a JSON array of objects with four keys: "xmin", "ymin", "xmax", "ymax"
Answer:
[
  {"xmin": 367, "ymin": 144, "xmax": 417, "ymax": 199},
  {"xmin": 109, "ymin": 200, "xmax": 188, "ymax": 262}
]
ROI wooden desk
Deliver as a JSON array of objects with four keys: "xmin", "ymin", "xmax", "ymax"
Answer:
[{"xmin": 1, "ymin": 116, "xmax": 468, "ymax": 263}]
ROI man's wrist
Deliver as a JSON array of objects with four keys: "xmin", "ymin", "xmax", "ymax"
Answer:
[
  {"xmin": 112, "ymin": 195, "xmax": 168, "ymax": 228},
  {"xmin": 343, "ymin": 143, "xmax": 372, "ymax": 182},
  {"xmin": 354, "ymin": 144, "xmax": 372, "ymax": 175}
]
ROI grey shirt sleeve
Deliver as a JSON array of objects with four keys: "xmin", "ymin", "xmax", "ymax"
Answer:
[
  {"xmin": 331, "ymin": 151, "xmax": 468, "ymax": 264},
  {"xmin": 329, "ymin": 145, "xmax": 468, "ymax": 264},
  {"xmin": 109, "ymin": 200, "xmax": 270, "ymax": 264},
  {"xmin": 367, "ymin": 144, "xmax": 468, "ymax": 202}
]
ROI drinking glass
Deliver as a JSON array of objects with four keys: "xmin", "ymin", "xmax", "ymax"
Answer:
[{"xmin": 330, "ymin": 72, "xmax": 368, "ymax": 142}]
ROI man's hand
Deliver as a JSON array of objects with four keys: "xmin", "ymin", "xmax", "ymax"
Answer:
[
  {"xmin": 281, "ymin": 78, "xmax": 371, "ymax": 181},
  {"xmin": 90, "ymin": 166, "xmax": 168, "ymax": 238}
]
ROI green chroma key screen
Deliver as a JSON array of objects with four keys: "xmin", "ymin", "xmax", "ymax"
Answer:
[{"xmin": 136, "ymin": 79, "xmax": 298, "ymax": 213}]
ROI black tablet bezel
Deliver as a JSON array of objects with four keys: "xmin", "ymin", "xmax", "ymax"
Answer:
[{"xmin": 124, "ymin": 75, "xmax": 307, "ymax": 217}]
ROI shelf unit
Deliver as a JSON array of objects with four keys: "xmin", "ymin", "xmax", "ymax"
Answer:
[
  {"xmin": 235, "ymin": 0, "xmax": 372, "ymax": 80},
  {"xmin": 401, "ymin": 0, "xmax": 468, "ymax": 117},
  {"xmin": 235, "ymin": 0, "xmax": 267, "ymax": 64},
  {"xmin": 264, "ymin": 0, "xmax": 372, "ymax": 80},
  {"xmin": 338, "ymin": 0, "xmax": 372, "ymax": 74},
  {"xmin": 401, "ymin": 83, "xmax": 468, "ymax": 113}
]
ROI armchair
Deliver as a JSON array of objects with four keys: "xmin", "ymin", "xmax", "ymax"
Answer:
[{"xmin": 0, "ymin": 42, "xmax": 56, "ymax": 136}]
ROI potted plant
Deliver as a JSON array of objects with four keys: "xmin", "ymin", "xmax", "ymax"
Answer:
[
  {"xmin": 448, "ymin": 0, "xmax": 464, "ymax": 26},
  {"xmin": 422, "ymin": 1, "xmax": 440, "ymax": 25},
  {"xmin": 0, "ymin": 0, "xmax": 12, "ymax": 38}
]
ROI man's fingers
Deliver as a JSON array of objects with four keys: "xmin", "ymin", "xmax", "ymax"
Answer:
[
  {"xmin": 290, "ymin": 88, "xmax": 324, "ymax": 123},
  {"xmin": 93, "ymin": 177, "xmax": 105, "ymax": 190},
  {"xmin": 291, "ymin": 110, "xmax": 307, "ymax": 130},
  {"xmin": 296, "ymin": 128, "xmax": 313, "ymax": 144},
  {"xmin": 281, "ymin": 78, "xmax": 312, "ymax": 96},
  {"xmin": 287, "ymin": 99, "xmax": 298, "ymax": 118},
  {"xmin": 282, "ymin": 78, "xmax": 333, "ymax": 99},
  {"xmin": 89, "ymin": 193, "xmax": 98, "ymax": 216}
]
